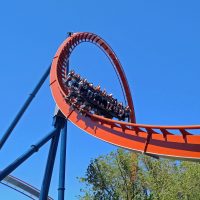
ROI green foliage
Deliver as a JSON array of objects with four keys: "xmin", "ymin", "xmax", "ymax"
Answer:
[
  {"xmin": 78, "ymin": 149, "xmax": 200, "ymax": 200},
  {"xmin": 177, "ymin": 161, "xmax": 200, "ymax": 200}
]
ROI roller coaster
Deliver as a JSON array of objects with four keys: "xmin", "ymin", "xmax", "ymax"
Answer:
[{"xmin": 0, "ymin": 32, "xmax": 200, "ymax": 199}]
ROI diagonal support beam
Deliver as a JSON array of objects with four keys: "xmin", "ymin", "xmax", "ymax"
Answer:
[
  {"xmin": 0, "ymin": 65, "xmax": 51, "ymax": 150},
  {"xmin": 39, "ymin": 128, "xmax": 61, "ymax": 200},
  {"xmin": 0, "ymin": 128, "xmax": 57, "ymax": 181}
]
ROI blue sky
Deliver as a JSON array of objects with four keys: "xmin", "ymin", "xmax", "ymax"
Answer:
[{"xmin": 0, "ymin": 0, "xmax": 200, "ymax": 199}]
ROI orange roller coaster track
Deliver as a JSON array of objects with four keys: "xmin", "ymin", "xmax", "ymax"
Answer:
[{"xmin": 50, "ymin": 32, "xmax": 200, "ymax": 161}]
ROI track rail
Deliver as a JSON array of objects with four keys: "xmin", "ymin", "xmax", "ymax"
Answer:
[
  {"xmin": 1, "ymin": 174, "xmax": 53, "ymax": 200},
  {"xmin": 50, "ymin": 32, "xmax": 200, "ymax": 160}
]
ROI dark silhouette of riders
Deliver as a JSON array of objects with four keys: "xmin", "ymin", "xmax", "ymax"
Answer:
[{"xmin": 64, "ymin": 70, "xmax": 131, "ymax": 121}]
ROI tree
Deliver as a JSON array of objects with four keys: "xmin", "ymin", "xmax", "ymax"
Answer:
[
  {"xmin": 176, "ymin": 161, "xmax": 200, "ymax": 200},
  {"xmin": 78, "ymin": 149, "xmax": 200, "ymax": 200},
  {"xmin": 79, "ymin": 149, "xmax": 147, "ymax": 200}
]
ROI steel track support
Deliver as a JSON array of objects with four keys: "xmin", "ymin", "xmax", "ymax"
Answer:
[
  {"xmin": 39, "ymin": 130, "xmax": 60, "ymax": 200},
  {"xmin": 0, "ymin": 65, "xmax": 51, "ymax": 150},
  {"xmin": 58, "ymin": 121, "xmax": 68, "ymax": 200},
  {"xmin": 57, "ymin": 52, "xmax": 69, "ymax": 200},
  {"xmin": 0, "ymin": 128, "xmax": 57, "ymax": 181},
  {"xmin": 39, "ymin": 108, "xmax": 66, "ymax": 200}
]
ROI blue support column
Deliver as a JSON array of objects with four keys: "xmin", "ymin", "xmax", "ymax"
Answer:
[
  {"xmin": 58, "ymin": 121, "xmax": 68, "ymax": 200},
  {"xmin": 58, "ymin": 56, "xmax": 69, "ymax": 200},
  {"xmin": 39, "ymin": 112, "xmax": 66, "ymax": 200},
  {"xmin": 0, "ymin": 128, "xmax": 57, "ymax": 181},
  {"xmin": 0, "ymin": 65, "xmax": 51, "ymax": 150}
]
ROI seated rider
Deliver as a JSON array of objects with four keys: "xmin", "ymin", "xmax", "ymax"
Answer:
[
  {"xmin": 124, "ymin": 106, "xmax": 131, "ymax": 121},
  {"xmin": 65, "ymin": 71, "xmax": 77, "ymax": 87}
]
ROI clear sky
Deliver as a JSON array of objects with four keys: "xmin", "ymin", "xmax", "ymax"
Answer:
[{"xmin": 0, "ymin": 0, "xmax": 200, "ymax": 199}]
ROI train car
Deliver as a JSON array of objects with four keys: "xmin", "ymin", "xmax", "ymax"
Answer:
[{"xmin": 64, "ymin": 71, "xmax": 131, "ymax": 121}]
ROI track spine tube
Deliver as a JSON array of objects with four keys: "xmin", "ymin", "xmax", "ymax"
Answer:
[
  {"xmin": 50, "ymin": 32, "xmax": 200, "ymax": 160},
  {"xmin": 0, "ymin": 65, "xmax": 51, "ymax": 150}
]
